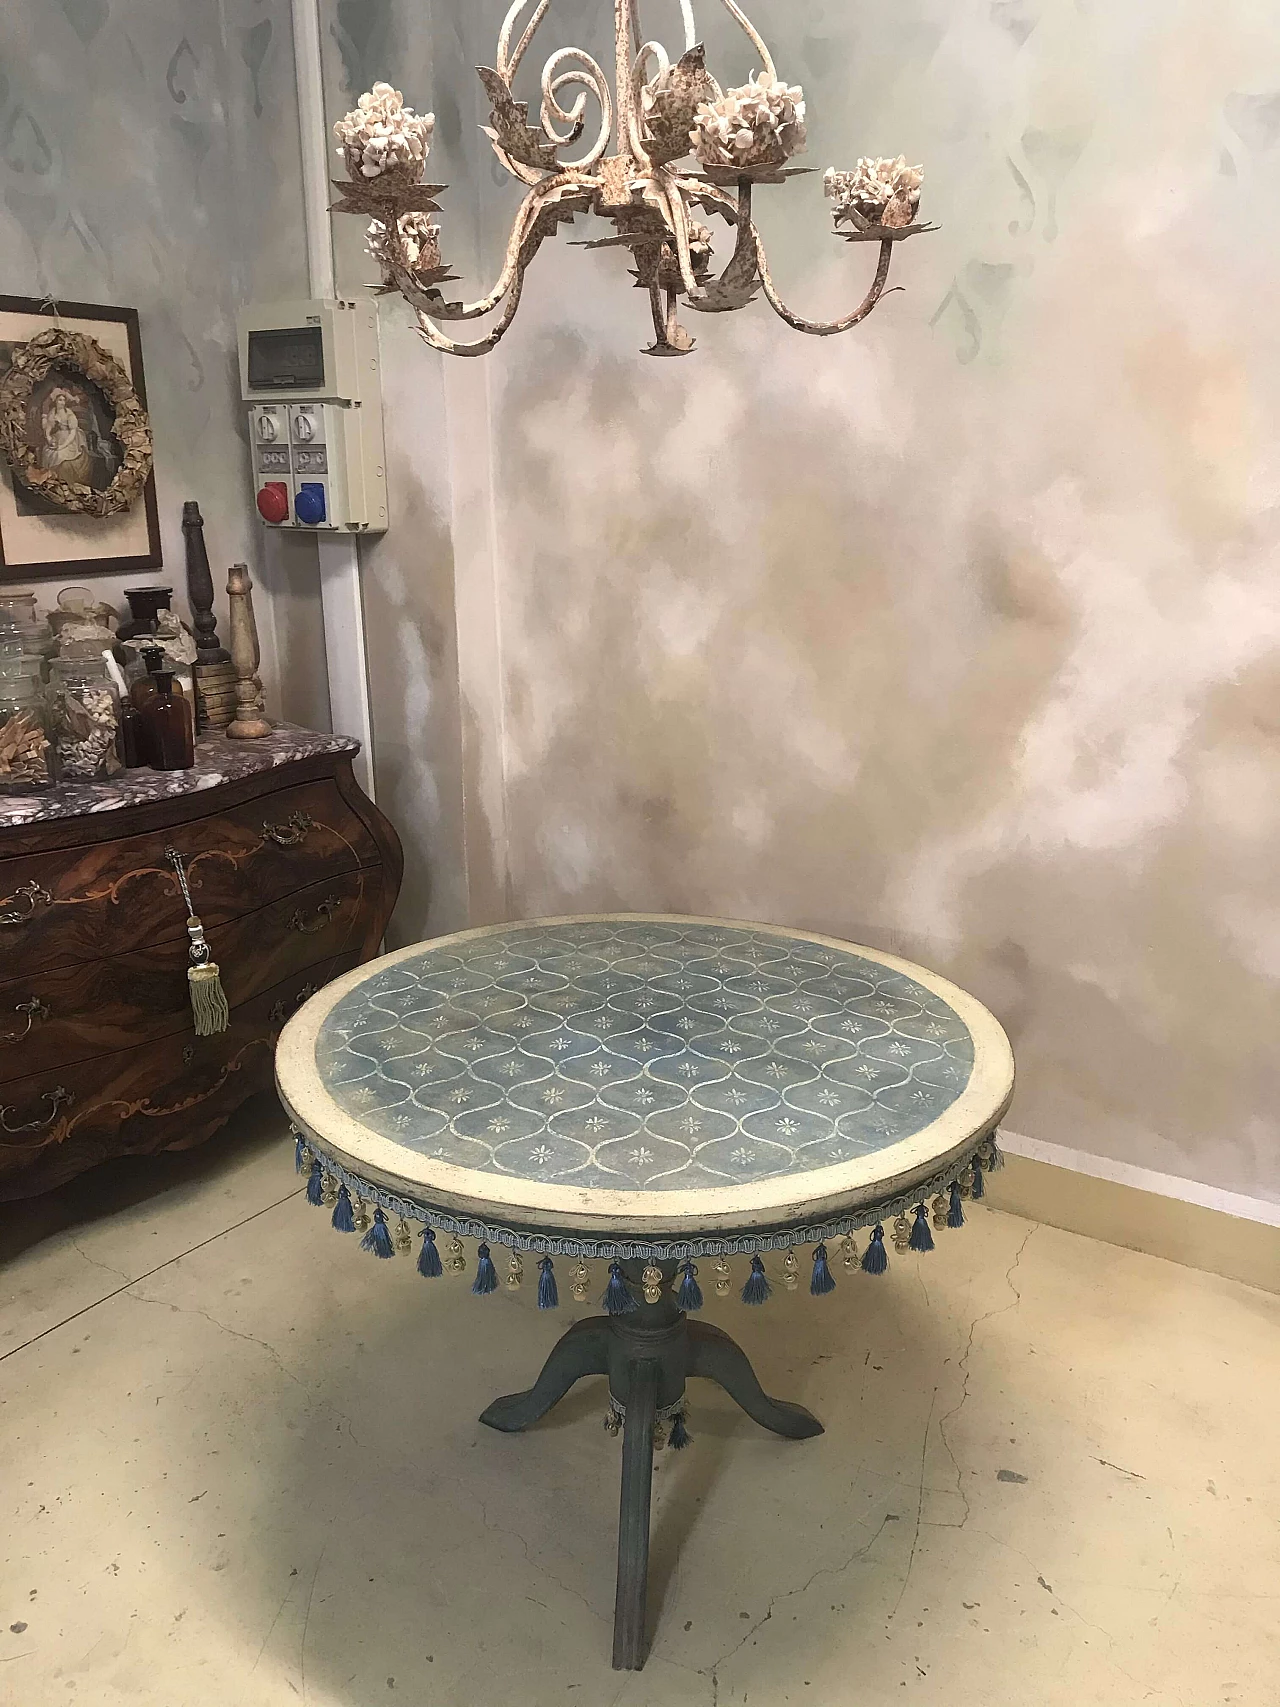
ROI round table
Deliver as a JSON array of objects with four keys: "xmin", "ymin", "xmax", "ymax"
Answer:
[{"xmin": 277, "ymin": 915, "xmax": 1013, "ymax": 1669}]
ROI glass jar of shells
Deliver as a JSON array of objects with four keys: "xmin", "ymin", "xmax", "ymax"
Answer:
[
  {"xmin": 0, "ymin": 662, "xmax": 56, "ymax": 791},
  {"xmin": 46, "ymin": 653, "xmax": 122, "ymax": 782}
]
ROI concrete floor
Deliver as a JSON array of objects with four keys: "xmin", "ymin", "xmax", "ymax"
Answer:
[{"xmin": 2, "ymin": 1098, "xmax": 1277, "ymax": 1707}]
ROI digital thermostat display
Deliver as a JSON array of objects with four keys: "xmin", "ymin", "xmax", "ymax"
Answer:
[{"xmin": 246, "ymin": 325, "xmax": 325, "ymax": 390}]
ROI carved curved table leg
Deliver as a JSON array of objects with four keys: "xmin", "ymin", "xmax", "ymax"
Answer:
[
  {"xmin": 479, "ymin": 1317, "xmax": 612, "ymax": 1433},
  {"xmin": 612, "ymin": 1359, "xmax": 658, "ymax": 1671},
  {"xmin": 686, "ymin": 1319, "xmax": 824, "ymax": 1440}
]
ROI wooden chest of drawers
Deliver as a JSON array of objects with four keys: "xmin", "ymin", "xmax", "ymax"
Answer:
[{"xmin": 0, "ymin": 729, "xmax": 401, "ymax": 1199}]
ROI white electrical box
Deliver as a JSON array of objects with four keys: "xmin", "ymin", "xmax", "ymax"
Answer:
[{"xmin": 237, "ymin": 299, "xmax": 387, "ymax": 533}]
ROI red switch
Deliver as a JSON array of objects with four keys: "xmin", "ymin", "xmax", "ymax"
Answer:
[{"xmin": 256, "ymin": 482, "xmax": 289, "ymax": 524}]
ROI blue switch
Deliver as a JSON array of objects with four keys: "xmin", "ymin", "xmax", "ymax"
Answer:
[{"xmin": 294, "ymin": 481, "xmax": 327, "ymax": 526}]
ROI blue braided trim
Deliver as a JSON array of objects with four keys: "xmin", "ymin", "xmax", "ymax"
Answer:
[{"xmin": 290, "ymin": 1129, "xmax": 1003, "ymax": 1260}]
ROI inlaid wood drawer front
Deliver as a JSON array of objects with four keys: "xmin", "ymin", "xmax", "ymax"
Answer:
[
  {"xmin": 0, "ymin": 778, "xmax": 378, "ymax": 971},
  {"xmin": 0, "ymin": 955, "xmax": 360, "ymax": 1198},
  {"xmin": 0, "ymin": 867, "xmax": 379, "ymax": 1085}
]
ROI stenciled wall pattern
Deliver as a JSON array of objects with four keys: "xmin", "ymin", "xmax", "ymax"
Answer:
[
  {"xmin": 327, "ymin": 0, "xmax": 1280, "ymax": 1208},
  {"xmin": 0, "ymin": 0, "xmax": 330, "ymax": 728}
]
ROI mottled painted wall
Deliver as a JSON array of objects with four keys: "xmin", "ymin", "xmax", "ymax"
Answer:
[
  {"xmin": 321, "ymin": 0, "xmax": 489, "ymax": 942},
  {"xmin": 0, "ymin": 0, "xmax": 330, "ymax": 728},
  {"xmin": 325, "ymin": 0, "xmax": 1280, "ymax": 1205}
]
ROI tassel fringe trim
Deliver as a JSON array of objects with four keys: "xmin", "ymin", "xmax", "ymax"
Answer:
[{"xmin": 289, "ymin": 1128, "xmax": 1000, "ymax": 1299}]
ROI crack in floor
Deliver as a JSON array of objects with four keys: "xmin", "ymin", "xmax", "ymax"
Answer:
[
  {"xmin": 707, "ymin": 1511, "xmax": 895, "ymax": 1679},
  {"xmin": 933, "ymin": 1224, "xmax": 1037, "ymax": 1531}
]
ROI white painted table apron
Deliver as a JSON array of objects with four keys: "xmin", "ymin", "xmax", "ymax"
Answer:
[{"xmin": 276, "ymin": 915, "xmax": 1014, "ymax": 1670}]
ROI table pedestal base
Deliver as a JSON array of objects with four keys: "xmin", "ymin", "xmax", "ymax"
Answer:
[{"xmin": 478, "ymin": 1259, "xmax": 823, "ymax": 1670}]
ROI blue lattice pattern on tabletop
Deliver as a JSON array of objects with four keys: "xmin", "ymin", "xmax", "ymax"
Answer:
[{"xmin": 315, "ymin": 920, "xmax": 975, "ymax": 1192}]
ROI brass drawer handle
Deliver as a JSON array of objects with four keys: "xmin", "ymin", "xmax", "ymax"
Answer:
[
  {"xmin": 262, "ymin": 811, "xmax": 316, "ymax": 848},
  {"xmin": 0, "ymin": 1083, "xmax": 74, "ymax": 1134},
  {"xmin": 0, "ymin": 997, "xmax": 50, "ymax": 1045},
  {"xmin": 268, "ymin": 982, "xmax": 318, "ymax": 1026},
  {"xmin": 0, "ymin": 881, "xmax": 52, "ymax": 927},
  {"xmin": 288, "ymin": 895, "xmax": 340, "ymax": 935}
]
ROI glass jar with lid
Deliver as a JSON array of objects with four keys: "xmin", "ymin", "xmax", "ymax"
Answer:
[
  {"xmin": 0, "ymin": 662, "xmax": 56, "ymax": 791},
  {"xmin": 0, "ymin": 590, "xmax": 54, "ymax": 679},
  {"xmin": 47, "ymin": 653, "xmax": 122, "ymax": 782}
]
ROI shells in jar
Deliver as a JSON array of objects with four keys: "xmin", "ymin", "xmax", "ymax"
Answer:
[{"xmin": 0, "ymin": 708, "xmax": 53, "ymax": 786}]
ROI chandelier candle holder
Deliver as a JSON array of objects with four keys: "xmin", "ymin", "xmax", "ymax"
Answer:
[{"xmin": 331, "ymin": 0, "xmax": 935, "ymax": 358}]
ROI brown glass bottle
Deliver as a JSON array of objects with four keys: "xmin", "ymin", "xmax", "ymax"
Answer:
[
  {"xmin": 129, "ymin": 646, "xmax": 187, "ymax": 713},
  {"xmin": 141, "ymin": 669, "xmax": 194, "ymax": 770}
]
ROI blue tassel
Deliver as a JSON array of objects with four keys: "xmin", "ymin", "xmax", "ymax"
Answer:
[
  {"xmin": 741, "ymin": 1255, "xmax": 771, "ymax": 1305},
  {"xmin": 306, "ymin": 1159, "xmax": 324, "ymax": 1206},
  {"xmin": 810, "ymin": 1243, "xmax": 836, "ymax": 1296},
  {"xmin": 909, "ymin": 1203, "xmax": 935, "ymax": 1252},
  {"xmin": 603, "ymin": 1261, "xmax": 637, "ymax": 1314},
  {"xmin": 537, "ymin": 1255, "xmax": 559, "ymax": 1309},
  {"xmin": 971, "ymin": 1156, "xmax": 985, "ymax": 1199},
  {"xmin": 360, "ymin": 1206, "xmax": 395, "ymax": 1258},
  {"xmin": 677, "ymin": 1259, "xmax": 703, "ymax": 1311},
  {"xmin": 294, "ymin": 1133, "xmax": 307, "ymax": 1174},
  {"xmin": 331, "ymin": 1184, "xmax": 355, "ymax": 1232},
  {"xmin": 472, "ymin": 1242, "xmax": 499, "ymax": 1294},
  {"xmin": 862, "ymin": 1224, "xmax": 888, "ymax": 1274},
  {"xmin": 948, "ymin": 1181, "xmax": 965, "ymax": 1229},
  {"xmin": 988, "ymin": 1137, "xmax": 1003, "ymax": 1170},
  {"xmin": 668, "ymin": 1409, "xmax": 691, "ymax": 1449},
  {"xmin": 418, "ymin": 1227, "xmax": 443, "ymax": 1277}
]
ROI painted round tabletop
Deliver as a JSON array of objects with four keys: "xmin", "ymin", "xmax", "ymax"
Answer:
[{"xmin": 277, "ymin": 916, "xmax": 1013, "ymax": 1241}]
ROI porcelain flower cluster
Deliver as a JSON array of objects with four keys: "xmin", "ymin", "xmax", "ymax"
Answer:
[
  {"xmin": 824, "ymin": 156, "xmax": 924, "ymax": 220},
  {"xmin": 334, "ymin": 81, "xmax": 435, "ymax": 181},
  {"xmin": 365, "ymin": 211, "xmax": 443, "ymax": 284},
  {"xmin": 691, "ymin": 71, "xmax": 807, "ymax": 170}
]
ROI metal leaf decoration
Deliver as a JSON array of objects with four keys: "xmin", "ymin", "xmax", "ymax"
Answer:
[{"xmin": 477, "ymin": 66, "xmax": 560, "ymax": 173}]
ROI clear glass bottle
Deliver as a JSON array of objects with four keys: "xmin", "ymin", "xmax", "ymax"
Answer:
[
  {"xmin": 0, "ymin": 663, "xmax": 56, "ymax": 791},
  {"xmin": 47, "ymin": 654, "xmax": 122, "ymax": 782},
  {"xmin": 141, "ymin": 668, "xmax": 194, "ymax": 770}
]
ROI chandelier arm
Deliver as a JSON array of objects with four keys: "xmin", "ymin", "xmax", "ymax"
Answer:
[
  {"xmin": 541, "ymin": 51, "xmax": 613, "ymax": 166},
  {"xmin": 751, "ymin": 228, "xmax": 895, "ymax": 334},
  {"xmin": 615, "ymin": 0, "xmax": 648, "ymax": 166},
  {"xmin": 414, "ymin": 265, "xmax": 529, "ymax": 357},
  {"xmin": 715, "ymin": 0, "xmax": 777, "ymax": 80},
  {"xmin": 652, "ymin": 178, "xmax": 705, "ymax": 298},
  {"xmin": 696, "ymin": 176, "xmax": 755, "ymax": 294},
  {"xmin": 648, "ymin": 280, "xmax": 667, "ymax": 344},
  {"xmin": 498, "ymin": 0, "xmax": 549, "ymax": 80},
  {"xmin": 394, "ymin": 174, "xmax": 583, "ymax": 323},
  {"xmin": 680, "ymin": 0, "xmax": 698, "ymax": 51}
]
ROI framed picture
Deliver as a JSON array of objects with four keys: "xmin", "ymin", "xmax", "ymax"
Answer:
[{"xmin": 0, "ymin": 295, "xmax": 161, "ymax": 584}]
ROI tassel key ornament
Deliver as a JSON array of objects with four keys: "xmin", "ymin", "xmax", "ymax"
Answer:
[{"xmin": 166, "ymin": 848, "xmax": 229, "ymax": 1036}]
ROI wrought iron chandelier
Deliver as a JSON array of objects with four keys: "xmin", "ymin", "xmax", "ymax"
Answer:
[{"xmin": 331, "ymin": 0, "xmax": 934, "ymax": 357}]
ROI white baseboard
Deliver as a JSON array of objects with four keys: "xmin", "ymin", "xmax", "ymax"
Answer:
[{"xmin": 998, "ymin": 1129, "xmax": 1280, "ymax": 1230}]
